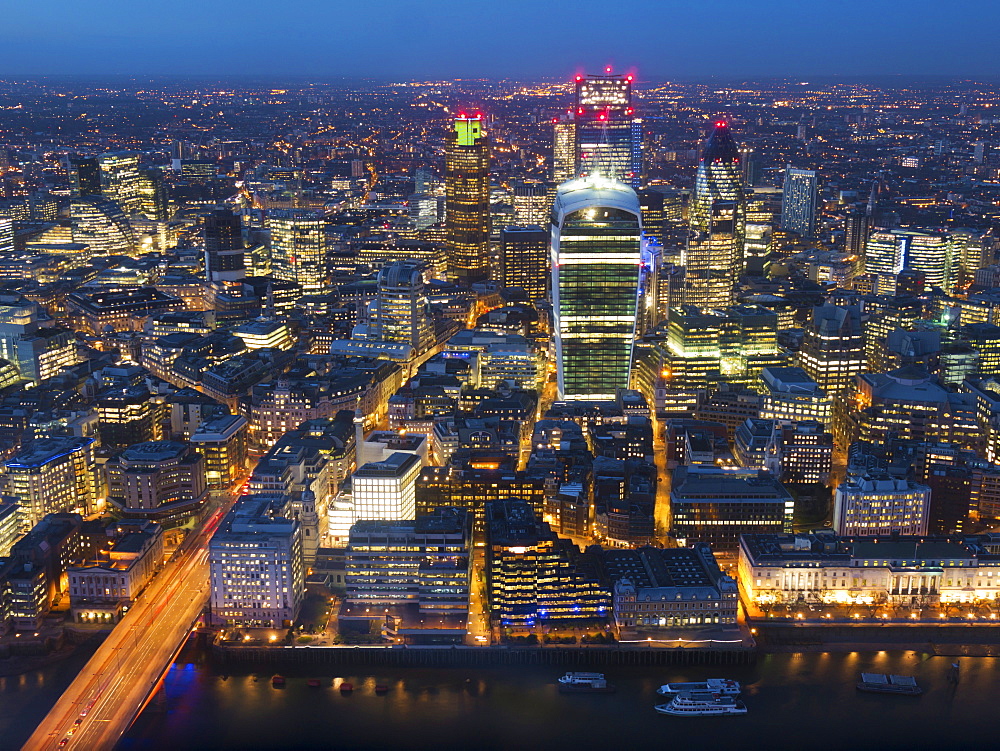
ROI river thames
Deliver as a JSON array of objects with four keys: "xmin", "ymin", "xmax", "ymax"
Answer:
[{"xmin": 103, "ymin": 648, "xmax": 997, "ymax": 750}]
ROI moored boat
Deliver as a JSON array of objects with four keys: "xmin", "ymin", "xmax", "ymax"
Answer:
[
  {"xmin": 657, "ymin": 678, "xmax": 741, "ymax": 696},
  {"xmin": 271, "ymin": 675, "xmax": 286, "ymax": 687},
  {"xmin": 339, "ymin": 682, "xmax": 354, "ymax": 693},
  {"xmin": 655, "ymin": 691, "xmax": 747, "ymax": 716},
  {"xmin": 856, "ymin": 673, "xmax": 922, "ymax": 695},
  {"xmin": 557, "ymin": 672, "xmax": 616, "ymax": 693}
]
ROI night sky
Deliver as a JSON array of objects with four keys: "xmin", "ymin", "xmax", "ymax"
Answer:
[{"xmin": 2, "ymin": 0, "xmax": 999, "ymax": 79}]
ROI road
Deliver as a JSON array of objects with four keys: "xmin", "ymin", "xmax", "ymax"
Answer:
[{"xmin": 23, "ymin": 490, "xmax": 239, "ymax": 751}]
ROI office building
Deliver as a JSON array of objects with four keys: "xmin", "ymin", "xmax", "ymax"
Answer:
[
  {"xmin": 341, "ymin": 508, "xmax": 471, "ymax": 643},
  {"xmin": 600, "ymin": 544, "xmax": 738, "ymax": 634},
  {"xmin": 97, "ymin": 152, "xmax": 143, "ymax": 214},
  {"xmin": 70, "ymin": 196, "xmax": 137, "ymax": 256},
  {"xmin": 4, "ymin": 437, "xmax": 99, "ymax": 528},
  {"xmin": 363, "ymin": 261, "xmax": 435, "ymax": 354},
  {"xmin": 773, "ymin": 421, "xmax": 833, "ymax": 485},
  {"xmin": 552, "ymin": 113, "xmax": 577, "ymax": 184},
  {"xmin": 512, "ymin": 182, "xmax": 550, "ymax": 227},
  {"xmin": 68, "ymin": 156, "xmax": 102, "ymax": 197},
  {"xmin": 0, "ymin": 501, "xmax": 20, "ymax": 556},
  {"xmin": 268, "ymin": 209, "xmax": 327, "ymax": 291},
  {"xmin": 551, "ymin": 174, "xmax": 644, "ymax": 400},
  {"xmin": 352, "ymin": 452, "xmax": 422, "ymax": 522},
  {"xmin": 190, "ymin": 413, "xmax": 249, "ymax": 490},
  {"xmin": 759, "ymin": 366, "xmax": 832, "ymax": 426},
  {"xmin": 864, "ymin": 229, "xmax": 959, "ymax": 293},
  {"xmin": 485, "ymin": 499, "xmax": 609, "ymax": 628},
  {"xmin": 232, "ymin": 318, "xmax": 295, "ymax": 351},
  {"xmin": 445, "ymin": 114, "xmax": 491, "ymax": 284},
  {"xmin": 684, "ymin": 121, "xmax": 745, "ymax": 310},
  {"xmin": 204, "ymin": 208, "xmax": 246, "ymax": 283},
  {"xmin": 798, "ymin": 303, "xmax": 867, "ymax": 397},
  {"xmin": 844, "ymin": 208, "xmax": 868, "ymax": 257},
  {"xmin": 137, "ymin": 169, "xmax": 168, "ymax": 221},
  {"xmin": 500, "ymin": 225, "xmax": 548, "ymax": 300},
  {"xmin": 780, "ymin": 167, "xmax": 819, "ymax": 238},
  {"xmin": 573, "ymin": 71, "xmax": 642, "ymax": 188},
  {"xmin": 833, "ymin": 473, "xmax": 931, "ymax": 537},
  {"xmin": 104, "ymin": 441, "xmax": 208, "ymax": 527},
  {"xmin": 209, "ymin": 496, "xmax": 305, "ymax": 628},
  {"xmin": 670, "ymin": 467, "xmax": 794, "ymax": 550}
]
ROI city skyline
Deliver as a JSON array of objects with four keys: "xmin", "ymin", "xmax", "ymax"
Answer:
[{"xmin": 3, "ymin": 0, "xmax": 1000, "ymax": 78}]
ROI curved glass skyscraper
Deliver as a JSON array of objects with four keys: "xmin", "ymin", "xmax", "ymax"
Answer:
[
  {"xmin": 684, "ymin": 121, "xmax": 745, "ymax": 311},
  {"xmin": 551, "ymin": 175, "xmax": 644, "ymax": 400}
]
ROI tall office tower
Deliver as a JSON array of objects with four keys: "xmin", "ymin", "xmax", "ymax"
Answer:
[
  {"xmin": 268, "ymin": 208, "xmax": 327, "ymax": 290},
  {"xmin": 445, "ymin": 113, "xmax": 491, "ymax": 284},
  {"xmin": 137, "ymin": 169, "xmax": 169, "ymax": 221},
  {"xmin": 844, "ymin": 208, "xmax": 868, "ymax": 257},
  {"xmin": 500, "ymin": 225, "xmax": 549, "ymax": 300},
  {"xmin": 780, "ymin": 167, "xmax": 818, "ymax": 238},
  {"xmin": 512, "ymin": 181, "xmax": 550, "ymax": 226},
  {"xmin": 683, "ymin": 121, "xmax": 745, "ymax": 310},
  {"xmin": 739, "ymin": 145, "xmax": 761, "ymax": 187},
  {"xmin": 798, "ymin": 304, "xmax": 866, "ymax": 397},
  {"xmin": 637, "ymin": 189, "xmax": 665, "ymax": 242},
  {"xmin": 574, "ymin": 70, "xmax": 642, "ymax": 188},
  {"xmin": 864, "ymin": 229, "xmax": 958, "ymax": 293},
  {"xmin": 204, "ymin": 208, "xmax": 246, "ymax": 283},
  {"xmin": 367, "ymin": 260, "xmax": 435, "ymax": 353},
  {"xmin": 68, "ymin": 156, "xmax": 102, "ymax": 197},
  {"xmin": 70, "ymin": 196, "xmax": 137, "ymax": 255},
  {"xmin": 97, "ymin": 152, "xmax": 143, "ymax": 214},
  {"xmin": 551, "ymin": 175, "xmax": 644, "ymax": 400},
  {"xmin": 552, "ymin": 114, "xmax": 577, "ymax": 183}
]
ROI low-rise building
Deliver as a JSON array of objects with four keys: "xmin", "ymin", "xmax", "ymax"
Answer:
[
  {"xmin": 600, "ymin": 544, "xmax": 738, "ymax": 635},
  {"xmin": 68, "ymin": 521, "xmax": 164, "ymax": 624},
  {"xmin": 4, "ymin": 436, "xmax": 99, "ymax": 527},
  {"xmin": 671, "ymin": 467, "xmax": 794, "ymax": 550},
  {"xmin": 341, "ymin": 508, "xmax": 471, "ymax": 643},
  {"xmin": 739, "ymin": 531, "xmax": 1000, "ymax": 607}
]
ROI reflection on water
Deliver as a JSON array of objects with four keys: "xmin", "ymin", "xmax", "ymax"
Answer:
[{"xmin": 118, "ymin": 648, "xmax": 997, "ymax": 751}]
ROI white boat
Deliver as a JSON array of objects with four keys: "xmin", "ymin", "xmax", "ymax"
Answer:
[
  {"xmin": 557, "ymin": 672, "xmax": 615, "ymax": 693},
  {"xmin": 655, "ymin": 691, "xmax": 747, "ymax": 716},
  {"xmin": 657, "ymin": 678, "xmax": 741, "ymax": 696}
]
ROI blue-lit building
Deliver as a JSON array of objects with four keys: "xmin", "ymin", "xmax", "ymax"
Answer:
[
  {"xmin": 780, "ymin": 166, "xmax": 819, "ymax": 238},
  {"xmin": 551, "ymin": 174, "xmax": 647, "ymax": 400},
  {"xmin": 485, "ymin": 499, "xmax": 609, "ymax": 629}
]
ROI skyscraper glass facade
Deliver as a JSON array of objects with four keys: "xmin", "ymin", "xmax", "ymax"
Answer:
[
  {"xmin": 267, "ymin": 209, "xmax": 327, "ymax": 290},
  {"xmin": 551, "ymin": 175, "xmax": 644, "ymax": 400},
  {"xmin": 780, "ymin": 166, "xmax": 819, "ymax": 238},
  {"xmin": 684, "ymin": 121, "xmax": 745, "ymax": 310}
]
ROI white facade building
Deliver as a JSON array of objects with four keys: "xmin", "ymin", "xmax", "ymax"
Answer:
[
  {"xmin": 351, "ymin": 452, "xmax": 421, "ymax": 522},
  {"xmin": 209, "ymin": 496, "xmax": 305, "ymax": 628},
  {"xmin": 833, "ymin": 473, "xmax": 931, "ymax": 537}
]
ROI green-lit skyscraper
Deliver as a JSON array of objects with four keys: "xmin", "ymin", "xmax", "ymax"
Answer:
[
  {"xmin": 683, "ymin": 121, "xmax": 745, "ymax": 311},
  {"xmin": 551, "ymin": 175, "xmax": 644, "ymax": 400},
  {"xmin": 445, "ymin": 114, "xmax": 491, "ymax": 284}
]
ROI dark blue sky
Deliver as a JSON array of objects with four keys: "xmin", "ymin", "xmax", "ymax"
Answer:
[{"xmin": 3, "ymin": 0, "xmax": 999, "ymax": 79}]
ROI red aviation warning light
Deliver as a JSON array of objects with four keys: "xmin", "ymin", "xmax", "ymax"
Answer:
[
  {"xmin": 605, "ymin": 65, "xmax": 612, "ymax": 73},
  {"xmin": 626, "ymin": 74, "xmax": 634, "ymax": 82},
  {"xmin": 716, "ymin": 120, "xmax": 726, "ymax": 127},
  {"xmin": 575, "ymin": 74, "xmax": 583, "ymax": 82}
]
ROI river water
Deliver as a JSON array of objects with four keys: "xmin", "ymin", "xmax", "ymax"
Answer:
[{"xmin": 113, "ymin": 648, "xmax": 997, "ymax": 751}]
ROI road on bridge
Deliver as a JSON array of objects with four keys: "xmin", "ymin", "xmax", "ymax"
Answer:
[{"xmin": 23, "ymin": 489, "xmax": 240, "ymax": 751}]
